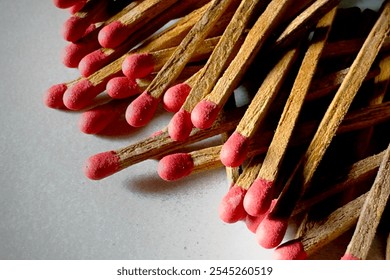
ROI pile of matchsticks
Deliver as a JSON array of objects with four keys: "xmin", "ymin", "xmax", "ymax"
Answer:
[{"xmin": 45, "ymin": 0, "xmax": 390, "ymax": 260}]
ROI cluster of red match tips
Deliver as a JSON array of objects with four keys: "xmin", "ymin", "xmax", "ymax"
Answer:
[{"xmin": 46, "ymin": 0, "xmax": 390, "ymax": 260}]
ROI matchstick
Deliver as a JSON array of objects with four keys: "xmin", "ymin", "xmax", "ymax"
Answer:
[
  {"xmin": 243, "ymin": 8, "xmax": 337, "ymax": 218},
  {"xmin": 341, "ymin": 142, "xmax": 390, "ymax": 260},
  {"xmin": 387, "ymin": 233, "xmax": 390, "ymax": 260},
  {"xmin": 274, "ymin": 192, "xmax": 368, "ymax": 260},
  {"xmin": 62, "ymin": 1, "xmax": 214, "ymax": 110},
  {"xmin": 98, "ymin": 0, "xmax": 180, "ymax": 49},
  {"xmin": 256, "ymin": 1, "xmax": 390, "ymax": 249},
  {"xmin": 190, "ymin": 0, "xmax": 292, "ymax": 130},
  {"xmin": 53, "ymin": 0, "xmax": 83, "ymax": 9},
  {"xmin": 166, "ymin": 0, "xmax": 266, "ymax": 141},
  {"xmin": 125, "ymin": 0, "xmax": 238, "ymax": 127},
  {"xmin": 44, "ymin": 78, "xmax": 82, "ymax": 109},
  {"xmin": 121, "ymin": 36, "xmax": 220, "ymax": 80}
]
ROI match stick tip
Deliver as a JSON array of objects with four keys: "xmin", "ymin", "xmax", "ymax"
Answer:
[
  {"xmin": 107, "ymin": 77, "xmax": 141, "ymax": 99},
  {"xmin": 62, "ymin": 16, "xmax": 87, "ymax": 42},
  {"xmin": 78, "ymin": 102, "xmax": 121, "ymax": 134},
  {"xmin": 218, "ymin": 185, "xmax": 247, "ymax": 224},
  {"xmin": 274, "ymin": 240, "xmax": 307, "ymax": 260},
  {"xmin": 44, "ymin": 83, "xmax": 67, "ymax": 109},
  {"xmin": 341, "ymin": 254, "xmax": 361, "ymax": 260},
  {"xmin": 61, "ymin": 43, "xmax": 83, "ymax": 68},
  {"xmin": 79, "ymin": 50, "xmax": 107, "ymax": 78},
  {"xmin": 158, "ymin": 153, "xmax": 194, "ymax": 181},
  {"xmin": 220, "ymin": 132, "xmax": 249, "ymax": 167},
  {"xmin": 125, "ymin": 91, "xmax": 159, "ymax": 127},
  {"xmin": 69, "ymin": 1, "xmax": 86, "ymax": 14},
  {"xmin": 84, "ymin": 151, "xmax": 120, "ymax": 180},
  {"xmin": 163, "ymin": 83, "xmax": 192, "ymax": 113},
  {"xmin": 243, "ymin": 178, "xmax": 274, "ymax": 217},
  {"xmin": 98, "ymin": 21, "xmax": 128, "ymax": 49},
  {"xmin": 245, "ymin": 214, "xmax": 265, "ymax": 234},
  {"xmin": 53, "ymin": 0, "xmax": 80, "ymax": 9},
  {"xmin": 122, "ymin": 53, "xmax": 155, "ymax": 80},
  {"xmin": 256, "ymin": 215, "xmax": 288, "ymax": 249},
  {"xmin": 191, "ymin": 100, "xmax": 220, "ymax": 129},
  {"xmin": 63, "ymin": 79, "xmax": 97, "ymax": 110},
  {"xmin": 168, "ymin": 109, "xmax": 193, "ymax": 141}
]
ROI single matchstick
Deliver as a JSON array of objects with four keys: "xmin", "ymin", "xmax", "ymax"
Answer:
[
  {"xmin": 256, "ymin": 2, "xmax": 390, "ymax": 249},
  {"xmin": 98, "ymin": 0, "xmax": 180, "ymax": 49},
  {"xmin": 341, "ymin": 142, "xmax": 390, "ymax": 260},
  {"xmin": 243, "ymin": 8, "xmax": 337, "ymax": 218},
  {"xmin": 190, "ymin": 0, "xmax": 292, "ymax": 130},
  {"xmin": 274, "ymin": 192, "xmax": 368, "ymax": 260},
  {"xmin": 125, "ymin": 0, "xmax": 238, "ymax": 127},
  {"xmin": 166, "ymin": 0, "xmax": 266, "ymax": 141}
]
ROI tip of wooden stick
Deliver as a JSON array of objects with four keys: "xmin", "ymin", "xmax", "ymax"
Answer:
[
  {"xmin": 274, "ymin": 240, "xmax": 307, "ymax": 260},
  {"xmin": 191, "ymin": 100, "xmax": 220, "ymax": 129},
  {"xmin": 168, "ymin": 109, "xmax": 193, "ymax": 142},
  {"xmin": 79, "ymin": 49, "xmax": 108, "ymax": 78},
  {"xmin": 218, "ymin": 185, "xmax": 247, "ymax": 224},
  {"xmin": 98, "ymin": 21, "xmax": 128, "ymax": 49},
  {"xmin": 163, "ymin": 83, "xmax": 192, "ymax": 113},
  {"xmin": 62, "ymin": 15, "xmax": 88, "ymax": 42},
  {"xmin": 63, "ymin": 79, "xmax": 99, "ymax": 111},
  {"xmin": 106, "ymin": 76, "xmax": 141, "ymax": 99},
  {"xmin": 220, "ymin": 132, "xmax": 249, "ymax": 167},
  {"xmin": 125, "ymin": 91, "xmax": 159, "ymax": 127},
  {"xmin": 158, "ymin": 153, "xmax": 194, "ymax": 181},
  {"xmin": 256, "ymin": 214, "xmax": 288, "ymax": 249},
  {"xmin": 44, "ymin": 83, "xmax": 68, "ymax": 109},
  {"xmin": 243, "ymin": 178, "xmax": 274, "ymax": 217},
  {"xmin": 122, "ymin": 53, "xmax": 155, "ymax": 80},
  {"xmin": 341, "ymin": 254, "xmax": 360, "ymax": 260},
  {"xmin": 84, "ymin": 151, "xmax": 120, "ymax": 180},
  {"xmin": 62, "ymin": 43, "xmax": 82, "ymax": 68}
]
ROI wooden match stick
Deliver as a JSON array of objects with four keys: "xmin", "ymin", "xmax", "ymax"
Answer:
[
  {"xmin": 387, "ymin": 233, "xmax": 390, "ymax": 260},
  {"xmin": 190, "ymin": 0, "xmax": 292, "ymax": 130},
  {"xmin": 243, "ymin": 8, "xmax": 337, "ymax": 218},
  {"xmin": 62, "ymin": 1, "xmax": 214, "ymax": 110},
  {"xmin": 167, "ymin": 0, "xmax": 266, "ymax": 142},
  {"xmin": 256, "ymin": 1, "xmax": 390, "ymax": 249},
  {"xmin": 274, "ymin": 192, "xmax": 368, "ymax": 260},
  {"xmin": 121, "ymin": 36, "xmax": 220, "ymax": 80},
  {"xmin": 98, "ymin": 0, "xmax": 181, "ymax": 49},
  {"xmin": 341, "ymin": 143, "xmax": 390, "ymax": 260},
  {"xmin": 125, "ymin": 0, "xmax": 239, "ymax": 127}
]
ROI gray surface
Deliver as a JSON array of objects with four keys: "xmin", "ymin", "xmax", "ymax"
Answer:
[{"xmin": 0, "ymin": 0, "xmax": 385, "ymax": 260}]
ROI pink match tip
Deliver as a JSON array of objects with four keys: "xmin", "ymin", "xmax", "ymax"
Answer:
[
  {"xmin": 191, "ymin": 100, "xmax": 220, "ymax": 129},
  {"xmin": 53, "ymin": 0, "xmax": 80, "ymax": 9},
  {"xmin": 69, "ymin": 1, "xmax": 86, "ymax": 14},
  {"xmin": 163, "ymin": 83, "xmax": 192, "ymax": 113},
  {"xmin": 98, "ymin": 21, "xmax": 128, "ymax": 49},
  {"xmin": 84, "ymin": 151, "xmax": 120, "ymax": 180},
  {"xmin": 63, "ymin": 79, "xmax": 101, "ymax": 110},
  {"xmin": 220, "ymin": 132, "xmax": 249, "ymax": 167},
  {"xmin": 106, "ymin": 76, "xmax": 141, "ymax": 99},
  {"xmin": 274, "ymin": 240, "xmax": 307, "ymax": 260},
  {"xmin": 122, "ymin": 53, "xmax": 155, "ymax": 80},
  {"xmin": 44, "ymin": 84, "xmax": 68, "ymax": 109},
  {"xmin": 158, "ymin": 153, "xmax": 194, "ymax": 181},
  {"xmin": 243, "ymin": 178, "xmax": 274, "ymax": 217},
  {"xmin": 61, "ymin": 37, "xmax": 101, "ymax": 69},
  {"xmin": 62, "ymin": 16, "xmax": 89, "ymax": 42},
  {"xmin": 168, "ymin": 109, "xmax": 193, "ymax": 141},
  {"xmin": 218, "ymin": 185, "xmax": 247, "ymax": 224},
  {"xmin": 341, "ymin": 254, "xmax": 360, "ymax": 260},
  {"xmin": 79, "ymin": 50, "xmax": 108, "ymax": 77},
  {"xmin": 256, "ymin": 215, "xmax": 288, "ymax": 249},
  {"xmin": 125, "ymin": 91, "xmax": 159, "ymax": 127},
  {"xmin": 245, "ymin": 199, "xmax": 276, "ymax": 233}
]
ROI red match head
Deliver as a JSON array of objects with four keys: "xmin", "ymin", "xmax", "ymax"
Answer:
[
  {"xmin": 273, "ymin": 240, "xmax": 307, "ymax": 260},
  {"xmin": 163, "ymin": 83, "xmax": 192, "ymax": 113},
  {"xmin": 53, "ymin": 0, "xmax": 81, "ymax": 9},
  {"xmin": 98, "ymin": 21, "xmax": 129, "ymax": 49},
  {"xmin": 122, "ymin": 53, "xmax": 155, "ymax": 80},
  {"xmin": 79, "ymin": 49, "xmax": 108, "ymax": 77},
  {"xmin": 62, "ymin": 16, "xmax": 89, "ymax": 42},
  {"xmin": 106, "ymin": 76, "xmax": 141, "ymax": 99},
  {"xmin": 158, "ymin": 153, "xmax": 194, "ymax": 181},
  {"xmin": 125, "ymin": 91, "xmax": 159, "ymax": 127},
  {"xmin": 218, "ymin": 185, "xmax": 247, "ymax": 224},
  {"xmin": 191, "ymin": 100, "xmax": 220, "ymax": 129},
  {"xmin": 245, "ymin": 214, "xmax": 265, "ymax": 233},
  {"xmin": 168, "ymin": 109, "xmax": 193, "ymax": 142},
  {"xmin": 43, "ymin": 83, "xmax": 68, "ymax": 109},
  {"xmin": 220, "ymin": 132, "xmax": 249, "ymax": 167},
  {"xmin": 61, "ymin": 36, "xmax": 101, "ymax": 69},
  {"xmin": 84, "ymin": 151, "xmax": 121, "ymax": 180},
  {"xmin": 341, "ymin": 254, "xmax": 360, "ymax": 260},
  {"xmin": 256, "ymin": 213, "xmax": 288, "ymax": 249},
  {"xmin": 63, "ymin": 79, "xmax": 102, "ymax": 110},
  {"xmin": 243, "ymin": 178, "xmax": 274, "ymax": 217},
  {"xmin": 69, "ymin": 1, "xmax": 86, "ymax": 14}
]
